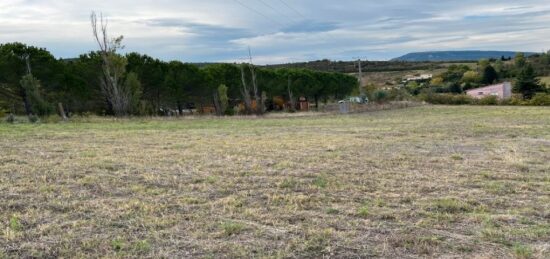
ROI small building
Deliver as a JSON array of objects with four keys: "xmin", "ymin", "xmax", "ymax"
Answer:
[{"xmin": 466, "ymin": 82, "xmax": 512, "ymax": 99}]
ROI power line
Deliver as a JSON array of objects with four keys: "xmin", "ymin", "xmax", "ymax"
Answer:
[
  {"xmin": 255, "ymin": 0, "xmax": 297, "ymax": 24},
  {"xmin": 233, "ymin": 0, "xmax": 286, "ymax": 27},
  {"xmin": 278, "ymin": 0, "xmax": 307, "ymax": 20},
  {"xmin": 276, "ymin": 0, "xmax": 337, "ymax": 42}
]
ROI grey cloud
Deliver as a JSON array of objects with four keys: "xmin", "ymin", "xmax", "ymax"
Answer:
[{"xmin": 1, "ymin": 0, "xmax": 550, "ymax": 63}]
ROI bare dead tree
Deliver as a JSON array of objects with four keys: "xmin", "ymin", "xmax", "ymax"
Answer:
[
  {"xmin": 91, "ymin": 11, "xmax": 130, "ymax": 117},
  {"xmin": 247, "ymin": 47, "xmax": 263, "ymax": 114},
  {"xmin": 239, "ymin": 64, "xmax": 253, "ymax": 114}
]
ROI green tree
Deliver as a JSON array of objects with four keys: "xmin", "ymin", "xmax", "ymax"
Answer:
[
  {"xmin": 462, "ymin": 71, "xmax": 481, "ymax": 84},
  {"xmin": 514, "ymin": 64, "xmax": 544, "ymax": 99},
  {"xmin": 124, "ymin": 72, "xmax": 142, "ymax": 114},
  {"xmin": 481, "ymin": 65, "xmax": 498, "ymax": 84},
  {"xmin": 0, "ymin": 42, "xmax": 63, "ymax": 114},
  {"xmin": 514, "ymin": 53, "xmax": 526, "ymax": 68},
  {"xmin": 217, "ymin": 84, "xmax": 229, "ymax": 115},
  {"xmin": 20, "ymin": 74, "xmax": 52, "ymax": 116}
]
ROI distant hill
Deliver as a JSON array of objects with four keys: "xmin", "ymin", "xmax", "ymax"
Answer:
[
  {"xmin": 392, "ymin": 51, "xmax": 536, "ymax": 62},
  {"xmin": 265, "ymin": 59, "xmax": 450, "ymax": 73}
]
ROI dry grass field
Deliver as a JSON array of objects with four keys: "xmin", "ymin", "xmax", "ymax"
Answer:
[{"xmin": 1, "ymin": 106, "xmax": 549, "ymax": 258}]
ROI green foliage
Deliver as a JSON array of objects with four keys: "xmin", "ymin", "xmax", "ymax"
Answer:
[
  {"xmin": 357, "ymin": 205, "xmax": 369, "ymax": 218},
  {"xmin": 512, "ymin": 243, "xmax": 533, "ymax": 259},
  {"xmin": 514, "ymin": 64, "xmax": 544, "ymax": 99},
  {"xmin": 462, "ymin": 71, "xmax": 481, "ymax": 84},
  {"xmin": 478, "ymin": 96, "xmax": 498, "ymax": 105},
  {"xmin": 388, "ymin": 88, "xmax": 412, "ymax": 100},
  {"xmin": 372, "ymin": 90, "xmax": 389, "ymax": 103},
  {"xmin": 528, "ymin": 93, "xmax": 550, "ymax": 106},
  {"xmin": 5, "ymin": 113, "xmax": 15, "ymax": 123},
  {"xmin": 133, "ymin": 240, "xmax": 151, "ymax": 254},
  {"xmin": 20, "ymin": 74, "xmax": 53, "ymax": 116},
  {"xmin": 441, "ymin": 64, "xmax": 471, "ymax": 83},
  {"xmin": 124, "ymin": 72, "xmax": 142, "ymax": 114},
  {"xmin": 515, "ymin": 53, "xmax": 526, "ymax": 68},
  {"xmin": 420, "ymin": 93, "xmax": 474, "ymax": 105},
  {"xmin": 447, "ymin": 82, "xmax": 463, "ymax": 94},
  {"xmin": 313, "ymin": 176, "xmax": 328, "ymax": 188},
  {"xmin": 218, "ymin": 84, "xmax": 229, "ymax": 115},
  {"xmin": 9, "ymin": 215, "xmax": 22, "ymax": 231},
  {"xmin": 481, "ymin": 65, "xmax": 498, "ymax": 84},
  {"xmin": 28, "ymin": 114, "xmax": 39, "ymax": 123},
  {"xmin": 111, "ymin": 238, "xmax": 125, "ymax": 251},
  {"xmin": 221, "ymin": 221, "xmax": 245, "ymax": 236},
  {"xmin": 430, "ymin": 198, "xmax": 472, "ymax": 214}
]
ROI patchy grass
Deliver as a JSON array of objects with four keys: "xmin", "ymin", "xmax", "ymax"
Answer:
[
  {"xmin": 220, "ymin": 221, "xmax": 246, "ymax": 236},
  {"xmin": 1, "ymin": 106, "xmax": 549, "ymax": 257}
]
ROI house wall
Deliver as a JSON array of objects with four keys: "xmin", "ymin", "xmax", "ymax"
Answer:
[{"xmin": 466, "ymin": 82, "xmax": 512, "ymax": 99}]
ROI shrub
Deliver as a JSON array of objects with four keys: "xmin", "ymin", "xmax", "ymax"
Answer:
[
  {"xmin": 5, "ymin": 113, "xmax": 15, "ymax": 124},
  {"xmin": 500, "ymin": 97, "xmax": 527, "ymax": 106},
  {"xmin": 419, "ymin": 93, "xmax": 474, "ymax": 105},
  {"xmin": 20, "ymin": 74, "xmax": 54, "ymax": 116},
  {"xmin": 528, "ymin": 93, "xmax": 550, "ymax": 106},
  {"xmin": 388, "ymin": 88, "xmax": 412, "ymax": 101},
  {"xmin": 477, "ymin": 96, "xmax": 498, "ymax": 105},
  {"xmin": 28, "ymin": 115, "xmax": 40, "ymax": 123},
  {"xmin": 372, "ymin": 90, "xmax": 389, "ymax": 103}
]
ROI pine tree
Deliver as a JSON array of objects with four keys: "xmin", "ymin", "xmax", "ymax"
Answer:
[
  {"xmin": 514, "ymin": 64, "xmax": 544, "ymax": 99},
  {"xmin": 481, "ymin": 65, "xmax": 498, "ymax": 85}
]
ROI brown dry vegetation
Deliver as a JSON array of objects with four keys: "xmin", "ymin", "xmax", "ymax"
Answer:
[{"xmin": 1, "ymin": 106, "xmax": 549, "ymax": 258}]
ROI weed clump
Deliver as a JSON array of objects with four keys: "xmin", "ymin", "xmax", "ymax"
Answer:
[
  {"xmin": 430, "ymin": 198, "xmax": 472, "ymax": 214},
  {"xmin": 357, "ymin": 205, "xmax": 369, "ymax": 218},
  {"xmin": 221, "ymin": 221, "xmax": 245, "ymax": 236}
]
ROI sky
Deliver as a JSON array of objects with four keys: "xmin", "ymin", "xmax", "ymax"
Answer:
[{"xmin": 1, "ymin": 0, "xmax": 550, "ymax": 64}]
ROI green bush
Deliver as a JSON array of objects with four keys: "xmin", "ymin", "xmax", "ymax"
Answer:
[
  {"xmin": 500, "ymin": 97, "xmax": 527, "ymax": 106},
  {"xmin": 372, "ymin": 90, "xmax": 389, "ymax": 103},
  {"xmin": 528, "ymin": 93, "xmax": 550, "ymax": 106},
  {"xmin": 28, "ymin": 115, "xmax": 40, "ymax": 123},
  {"xmin": 477, "ymin": 96, "xmax": 498, "ymax": 105},
  {"xmin": 388, "ymin": 88, "xmax": 412, "ymax": 101}
]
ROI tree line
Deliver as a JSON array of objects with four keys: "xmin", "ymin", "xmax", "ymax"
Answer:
[{"xmin": 0, "ymin": 42, "xmax": 358, "ymax": 117}]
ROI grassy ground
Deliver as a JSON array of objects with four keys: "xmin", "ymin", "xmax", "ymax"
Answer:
[{"xmin": 1, "ymin": 106, "xmax": 549, "ymax": 258}]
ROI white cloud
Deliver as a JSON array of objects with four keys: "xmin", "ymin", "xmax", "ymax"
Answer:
[{"xmin": 1, "ymin": 0, "xmax": 549, "ymax": 63}]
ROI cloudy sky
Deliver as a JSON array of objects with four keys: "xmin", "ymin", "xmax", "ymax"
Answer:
[{"xmin": 1, "ymin": 0, "xmax": 550, "ymax": 64}]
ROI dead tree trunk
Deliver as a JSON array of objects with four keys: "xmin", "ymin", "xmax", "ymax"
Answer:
[
  {"xmin": 91, "ymin": 11, "xmax": 129, "ymax": 117},
  {"xmin": 239, "ymin": 64, "xmax": 253, "ymax": 114},
  {"xmin": 247, "ymin": 48, "xmax": 262, "ymax": 115},
  {"xmin": 58, "ymin": 103, "xmax": 68, "ymax": 120}
]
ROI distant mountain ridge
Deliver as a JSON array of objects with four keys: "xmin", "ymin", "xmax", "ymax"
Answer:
[{"xmin": 392, "ymin": 51, "xmax": 536, "ymax": 62}]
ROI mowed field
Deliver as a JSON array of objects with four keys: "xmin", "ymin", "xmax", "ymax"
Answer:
[{"xmin": 1, "ymin": 106, "xmax": 549, "ymax": 258}]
